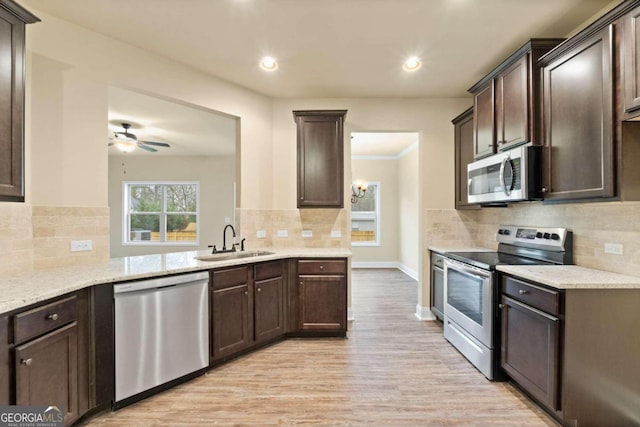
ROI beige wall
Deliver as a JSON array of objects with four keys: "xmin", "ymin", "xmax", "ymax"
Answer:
[
  {"xmin": 351, "ymin": 158, "xmax": 399, "ymax": 264},
  {"xmin": 398, "ymin": 146, "xmax": 419, "ymax": 274},
  {"xmin": 108, "ymin": 155, "xmax": 235, "ymax": 258}
]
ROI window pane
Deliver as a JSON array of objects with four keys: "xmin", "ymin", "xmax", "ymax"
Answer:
[
  {"xmin": 166, "ymin": 214, "xmax": 197, "ymax": 242},
  {"xmin": 352, "ymin": 184, "xmax": 376, "ymax": 212},
  {"xmin": 166, "ymin": 184, "xmax": 198, "ymax": 213},
  {"xmin": 129, "ymin": 214, "xmax": 160, "ymax": 241},
  {"xmin": 351, "ymin": 183, "xmax": 378, "ymax": 244},
  {"xmin": 129, "ymin": 185, "xmax": 162, "ymax": 213}
]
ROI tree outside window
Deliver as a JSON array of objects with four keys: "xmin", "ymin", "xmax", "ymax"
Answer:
[{"xmin": 125, "ymin": 182, "xmax": 199, "ymax": 244}]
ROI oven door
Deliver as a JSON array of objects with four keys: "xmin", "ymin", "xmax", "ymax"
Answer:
[{"xmin": 443, "ymin": 258, "xmax": 493, "ymax": 347}]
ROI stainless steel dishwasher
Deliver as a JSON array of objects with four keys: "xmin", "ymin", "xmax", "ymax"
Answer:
[{"xmin": 114, "ymin": 271, "xmax": 209, "ymax": 405}]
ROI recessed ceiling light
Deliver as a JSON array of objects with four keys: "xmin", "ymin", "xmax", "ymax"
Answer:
[
  {"xmin": 403, "ymin": 56, "xmax": 422, "ymax": 72},
  {"xmin": 260, "ymin": 56, "xmax": 278, "ymax": 72}
]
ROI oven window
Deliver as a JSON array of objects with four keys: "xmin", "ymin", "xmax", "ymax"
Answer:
[{"xmin": 447, "ymin": 268, "xmax": 484, "ymax": 325}]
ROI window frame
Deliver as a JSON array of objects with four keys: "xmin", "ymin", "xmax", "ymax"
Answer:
[
  {"xmin": 122, "ymin": 181, "xmax": 200, "ymax": 246},
  {"xmin": 351, "ymin": 181, "xmax": 381, "ymax": 247}
]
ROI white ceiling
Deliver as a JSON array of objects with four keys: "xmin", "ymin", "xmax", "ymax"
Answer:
[
  {"xmin": 108, "ymin": 87, "xmax": 236, "ymax": 157},
  {"xmin": 25, "ymin": 0, "xmax": 616, "ymax": 157},
  {"xmin": 352, "ymin": 132, "xmax": 418, "ymax": 157},
  {"xmin": 24, "ymin": 0, "xmax": 615, "ymax": 99}
]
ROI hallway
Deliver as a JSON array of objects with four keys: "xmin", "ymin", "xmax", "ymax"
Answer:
[{"xmin": 84, "ymin": 269, "xmax": 557, "ymax": 426}]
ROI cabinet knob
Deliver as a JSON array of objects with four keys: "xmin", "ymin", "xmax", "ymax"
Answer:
[
  {"xmin": 319, "ymin": 265, "xmax": 324, "ymax": 270},
  {"xmin": 541, "ymin": 187, "xmax": 548, "ymax": 193},
  {"xmin": 21, "ymin": 358, "xmax": 33, "ymax": 366},
  {"xmin": 518, "ymin": 289, "xmax": 530, "ymax": 295},
  {"xmin": 300, "ymin": 281, "xmax": 303, "ymax": 286},
  {"xmin": 47, "ymin": 313, "xmax": 59, "ymax": 321},
  {"xmin": 244, "ymin": 291, "xmax": 248, "ymax": 296},
  {"xmin": 300, "ymin": 197, "xmax": 304, "ymax": 200},
  {"xmin": 498, "ymin": 304, "xmax": 504, "ymax": 309},
  {"xmin": 257, "ymin": 287, "xmax": 261, "ymax": 293}
]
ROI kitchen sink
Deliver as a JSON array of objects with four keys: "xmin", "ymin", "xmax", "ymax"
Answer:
[{"xmin": 195, "ymin": 250, "xmax": 274, "ymax": 262}]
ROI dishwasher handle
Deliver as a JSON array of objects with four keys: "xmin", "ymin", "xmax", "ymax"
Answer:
[{"xmin": 114, "ymin": 271, "xmax": 209, "ymax": 294}]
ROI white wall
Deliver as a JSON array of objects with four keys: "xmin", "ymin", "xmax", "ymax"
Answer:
[
  {"xmin": 25, "ymin": 8, "xmax": 273, "ymax": 209},
  {"xmin": 108, "ymin": 155, "xmax": 235, "ymax": 258}
]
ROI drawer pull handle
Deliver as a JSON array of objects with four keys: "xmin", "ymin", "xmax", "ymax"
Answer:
[
  {"xmin": 518, "ymin": 289, "xmax": 530, "ymax": 295},
  {"xmin": 47, "ymin": 313, "xmax": 59, "ymax": 321},
  {"xmin": 21, "ymin": 358, "xmax": 33, "ymax": 366}
]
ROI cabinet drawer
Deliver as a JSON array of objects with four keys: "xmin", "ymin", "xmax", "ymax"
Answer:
[
  {"xmin": 14, "ymin": 295, "xmax": 77, "ymax": 344},
  {"xmin": 255, "ymin": 261, "xmax": 283, "ymax": 281},
  {"xmin": 431, "ymin": 252, "xmax": 444, "ymax": 269},
  {"xmin": 502, "ymin": 276, "xmax": 560, "ymax": 315},
  {"xmin": 298, "ymin": 260, "xmax": 345, "ymax": 275},
  {"xmin": 212, "ymin": 266, "xmax": 249, "ymax": 290}
]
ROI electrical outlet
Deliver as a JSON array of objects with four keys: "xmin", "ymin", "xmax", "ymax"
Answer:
[
  {"xmin": 277, "ymin": 230, "xmax": 288, "ymax": 238},
  {"xmin": 302, "ymin": 230, "xmax": 313, "ymax": 238},
  {"xmin": 224, "ymin": 217, "xmax": 231, "ymax": 224},
  {"xmin": 256, "ymin": 230, "xmax": 267, "ymax": 238},
  {"xmin": 70, "ymin": 240, "xmax": 93, "ymax": 252},
  {"xmin": 604, "ymin": 243, "xmax": 623, "ymax": 255},
  {"xmin": 331, "ymin": 230, "xmax": 342, "ymax": 238}
]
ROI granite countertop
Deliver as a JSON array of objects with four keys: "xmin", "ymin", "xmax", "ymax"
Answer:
[
  {"xmin": 0, "ymin": 247, "xmax": 351, "ymax": 315},
  {"xmin": 497, "ymin": 265, "xmax": 640, "ymax": 290}
]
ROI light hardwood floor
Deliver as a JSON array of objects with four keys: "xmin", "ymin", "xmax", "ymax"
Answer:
[{"xmin": 83, "ymin": 269, "xmax": 558, "ymax": 426}]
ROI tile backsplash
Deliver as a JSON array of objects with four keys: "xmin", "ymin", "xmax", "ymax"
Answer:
[
  {"xmin": 426, "ymin": 201, "xmax": 640, "ymax": 277},
  {"xmin": 237, "ymin": 208, "xmax": 349, "ymax": 249},
  {"xmin": 0, "ymin": 205, "xmax": 109, "ymax": 277}
]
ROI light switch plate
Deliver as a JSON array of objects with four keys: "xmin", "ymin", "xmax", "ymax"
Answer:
[
  {"xmin": 256, "ymin": 230, "xmax": 267, "ymax": 238},
  {"xmin": 277, "ymin": 230, "xmax": 288, "ymax": 238},
  {"xmin": 331, "ymin": 230, "xmax": 342, "ymax": 238},
  {"xmin": 70, "ymin": 240, "xmax": 93, "ymax": 252},
  {"xmin": 301, "ymin": 230, "xmax": 313, "ymax": 238}
]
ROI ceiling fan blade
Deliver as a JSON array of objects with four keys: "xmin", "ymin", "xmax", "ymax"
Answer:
[
  {"xmin": 137, "ymin": 143, "xmax": 158, "ymax": 153},
  {"xmin": 140, "ymin": 140, "xmax": 170, "ymax": 147}
]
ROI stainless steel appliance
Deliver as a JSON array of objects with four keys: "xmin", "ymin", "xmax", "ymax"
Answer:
[
  {"xmin": 467, "ymin": 145, "xmax": 542, "ymax": 204},
  {"xmin": 114, "ymin": 271, "xmax": 209, "ymax": 406},
  {"xmin": 443, "ymin": 226, "xmax": 572, "ymax": 380}
]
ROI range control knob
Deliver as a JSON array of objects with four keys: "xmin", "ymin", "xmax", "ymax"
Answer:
[
  {"xmin": 536, "ymin": 232, "xmax": 543, "ymax": 239},
  {"xmin": 498, "ymin": 229, "xmax": 505, "ymax": 235},
  {"xmin": 543, "ymin": 232, "xmax": 551, "ymax": 239},
  {"xmin": 503, "ymin": 229, "xmax": 510, "ymax": 235},
  {"xmin": 550, "ymin": 233, "xmax": 560, "ymax": 240}
]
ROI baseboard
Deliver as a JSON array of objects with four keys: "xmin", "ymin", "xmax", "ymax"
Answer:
[
  {"xmin": 415, "ymin": 304, "xmax": 437, "ymax": 321},
  {"xmin": 398, "ymin": 264, "xmax": 418, "ymax": 280},
  {"xmin": 351, "ymin": 262, "xmax": 418, "ymax": 280}
]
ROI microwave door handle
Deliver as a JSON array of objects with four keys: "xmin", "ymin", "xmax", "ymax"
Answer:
[{"xmin": 499, "ymin": 156, "xmax": 511, "ymax": 196}]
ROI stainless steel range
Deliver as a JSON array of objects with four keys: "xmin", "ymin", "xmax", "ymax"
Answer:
[{"xmin": 443, "ymin": 225, "xmax": 572, "ymax": 380}]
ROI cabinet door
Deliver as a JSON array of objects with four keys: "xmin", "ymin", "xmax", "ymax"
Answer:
[
  {"xmin": 294, "ymin": 110, "xmax": 346, "ymax": 208},
  {"xmin": 623, "ymin": 5, "xmax": 640, "ymax": 114},
  {"xmin": 501, "ymin": 296, "xmax": 560, "ymax": 411},
  {"xmin": 254, "ymin": 276, "xmax": 285, "ymax": 343},
  {"xmin": 430, "ymin": 266, "xmax": 444, "ymax": 320},
  {"xmin": 453, "ymin": 107, "xmax": 478, "ymax": 209},
  {"xmin": 541, "ymin": 25, "xmax": 614, "ymax": 201},
  {"xmin": 0, "ymin": 315, "xmax": 8, "ymax": 404},
  {"xmin": 496, "ymin": 55, "xmax": 529, "ymax": 150},
  {"xmin": 15, "ymin": 322, "xmax": 78, "ymax": 425},
  {"xmin": 0, "ymin": 8, "xmax": 26, "ymax": 201},
  {"xmin": 473, "ymin": 81, "xmax": 495, "ymax": 159},
  {"xmin": 212, "ymin": 284, "xmax": 251, "ymax": 360},
  {"xmin": 298, "ymin": 275, "xmax": 346, "ymax": 331}
]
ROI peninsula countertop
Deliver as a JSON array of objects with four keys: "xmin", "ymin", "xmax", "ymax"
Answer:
[{"xmin": 0, "ymin": 247, "xmax": 352, "ymax": 315}]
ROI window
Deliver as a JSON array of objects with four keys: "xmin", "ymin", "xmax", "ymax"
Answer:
[
  {"xmin": 351, "ymin": 182, "xmax": 380, "ymax": 246},
  {"xmin": 124, "ymin": 181, "xmax": 199, "ymax": 245}
]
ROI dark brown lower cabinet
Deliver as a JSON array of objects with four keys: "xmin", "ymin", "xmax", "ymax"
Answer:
[
  {"xmin": 501, "ymin": 295, "xmax": 560, "ymax": 412},
  {"xmin": 254, "ymin": 276, "xmax": 285, "ymax": 343},
  {"xmin": 211, "ymin": 266, "xmax": 252, "ymax": 361},
  {"xmin": 15, "ymin": 322, "xmax": 78, "ymax": 425},
  {"xmin": 297, "ymin": 259, "xmax": 347, "ymax": 334},
  {"xmin": 0, "ymin": 315, "xmax": 9, "ymax": 404}
]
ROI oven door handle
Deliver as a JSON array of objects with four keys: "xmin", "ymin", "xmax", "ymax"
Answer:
[{"xmin": 443, "ymin": 258, "xmax": 491, "ymax": 280}]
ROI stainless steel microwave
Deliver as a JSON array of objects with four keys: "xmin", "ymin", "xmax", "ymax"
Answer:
[{"xmin": 467, "ymin": 145, "xmax": 542, "ymax": 204}]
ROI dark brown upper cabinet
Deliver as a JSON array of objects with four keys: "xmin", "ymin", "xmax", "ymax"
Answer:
[
  {"xmin": 293, "ymin": 110, "xmax": 347, "ymax": 208},
  {"xmin": 0, "ymin": 1, "xmax": 38, "ymax": 202},
  {"xmin": 452, "ymin": 107, "xmax": 479, "ymax": 210},
  {"xmin": 540, "ymin": 27, "xmax": 615, "ymax": 202},
  {"xmin": 469, "ymin": 39, "xmax": 563, "ymax": 160},
  {"xmin": 622, "ymin": 4, "xmax": 640, "ymax": 115}
]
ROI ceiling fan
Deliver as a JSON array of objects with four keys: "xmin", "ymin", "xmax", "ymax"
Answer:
[{"xmin": 109, "ymin": 122, "xmax": 170, "ymax": 153}]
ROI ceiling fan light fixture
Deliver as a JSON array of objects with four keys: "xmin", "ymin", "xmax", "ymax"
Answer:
[{"xmin": 114, "ymin": 138, "xmax": 137, "ymax": 153}]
